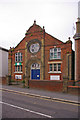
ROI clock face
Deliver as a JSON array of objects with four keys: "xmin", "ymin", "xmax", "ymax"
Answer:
[{"xmin": 30, "ymin": 43, "xmax": 40, "ymax": 53}]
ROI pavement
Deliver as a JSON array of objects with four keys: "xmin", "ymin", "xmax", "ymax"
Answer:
[{"xmin": 0, "ymin": 84, "xmax": 80, "ymax": 104}]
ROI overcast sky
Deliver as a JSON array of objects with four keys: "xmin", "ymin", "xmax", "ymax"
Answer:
[{"xmin": 0, "ymin": 0, "xmax": 79, "ymax": 50}]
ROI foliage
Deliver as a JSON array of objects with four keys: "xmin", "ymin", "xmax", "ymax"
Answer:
[{"xmin": 21, "ymin": 80, "xmax": 25, "ymax": 83}]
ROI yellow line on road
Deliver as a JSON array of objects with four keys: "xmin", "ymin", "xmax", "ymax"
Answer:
[
  {"xmin": 1, "ymin": 88, "xmax": 80, "ymax": 106},
  {"xmin": 39, "ymin": 97, "xmax": 80, "ymax": 106}
]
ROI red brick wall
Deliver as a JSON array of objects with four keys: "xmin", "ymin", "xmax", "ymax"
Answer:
[
  {"xmin": 44, "ymin": 33, "xmax": 72, "ymax": 80},
  {"xmin": 68, "ymin": 86, "xmax": 80, "ymax": 95},
  {"xmin": 75, "ymin": 39, "xmax": 80, "ymax": 81},
  {"xmin": 10, "ymin": 39, "xmax": 26, "ymax": 80},
  {"xmin": 29, "ymin": 80, "xmax": 63, "ymax": 92}
]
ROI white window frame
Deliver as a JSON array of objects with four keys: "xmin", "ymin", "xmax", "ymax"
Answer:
[
  {"xmin": 15, "ymin": 65, "xmax": 22, "ymax": 72},
  {"xmin": 15, "ymin": 52, "xmax": 22, "ymax": 62},
  {"xmin": 49, "ymin": 64, "xmax": 53, "ymax": 72},
  {"xmin": 50, "ymin": 48, "xmax": 61, "ymax": 60},
  {"xmin": 31, "ymin": 63, "xmax": 40, "ymax": 69},
  {"xmin": 49, "ymin": 63, "xmax": 61, "ymax": 73}
]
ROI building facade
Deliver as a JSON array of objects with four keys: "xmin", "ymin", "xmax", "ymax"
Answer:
[
  {"xmin": 74, "ymin": 18, "xmax": 80, "ymax": 81},
  {"xmin": 8, "ymin": 21, "xmax": 74, "ymax": 83},
  {"xmin": 0, "ymin": 47, "xmax": 8, "ymax": 84}
]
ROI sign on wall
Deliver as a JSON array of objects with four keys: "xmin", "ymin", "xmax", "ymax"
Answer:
[
  {"xmin": 50, "ymin": 75, "xmax": 60, "ymax": 80},
  {"xmin": 15, "ymin": 75, "xmax": 22, "ymax": 79}
]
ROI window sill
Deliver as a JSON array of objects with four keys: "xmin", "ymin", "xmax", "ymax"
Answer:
[
  {"xmin": 48, "ymin": 61, "xmax": 62, "ymax": 64},
  {"xmin": 14, "ymin": 72, "xmax": 23, "ymax": 73},
  {"xmin": 49, "ymin": 58, "xmax": 62, "ymax": 60},
  {"xmin": 15, "ymin": 61, "xmax": 23, "ymax": 62},
  {"xmin": 48, "ymin": 71, "xmax": 61, "ymax": 73}
]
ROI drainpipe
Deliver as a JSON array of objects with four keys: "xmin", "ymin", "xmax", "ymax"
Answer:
[{"xmin": 43, "ymin": 26, "xmax": 45, "ymax": 80}]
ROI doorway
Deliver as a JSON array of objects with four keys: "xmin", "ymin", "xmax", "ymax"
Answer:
[{"xmin": 31, "ymin": 63, "xmax": 40, "ymax": 80}]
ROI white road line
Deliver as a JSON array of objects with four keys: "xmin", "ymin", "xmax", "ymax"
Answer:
[{"xmin": 0, "ymin": 101, "xmax": 52, "ymax": 118}]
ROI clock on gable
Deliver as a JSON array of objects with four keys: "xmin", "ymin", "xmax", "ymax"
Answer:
[{"xmin": 27, "ymin": 39, "xmax": 41, "ymax": 54}]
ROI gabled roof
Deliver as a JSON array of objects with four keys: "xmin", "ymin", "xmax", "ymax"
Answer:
[
  {"xmin": 14, "ymin": 37, "xmax": 26, "ymax": 49},
  {"xmin": 12, "ymin": 21, "xmax": 70, "ymax": 50},
  {"xmin": 45, "ymin": 32, "xmax": 64, "ymax": 44},
  {"xmin": 26, "ymin": 20, "xmax": 43, "ymax": 34}
]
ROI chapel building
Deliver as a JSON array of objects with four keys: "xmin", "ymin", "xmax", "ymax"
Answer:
[{"xmin": 8, "ymin": 21, "xmax": 74, "ymax": 83}]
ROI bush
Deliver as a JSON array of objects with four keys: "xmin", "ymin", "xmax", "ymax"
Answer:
[{"xmin": 21, "ymin": 80, "xmax": 25, "ymax": 83}]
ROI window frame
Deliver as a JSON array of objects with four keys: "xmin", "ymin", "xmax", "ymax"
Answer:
[
  {"xmin": 50, "ymin": 48, "xmax": 61, "ymax": 60},
  {"xmin": 58, "ymin": 63, "xmax": 61, "ymax": 71},
  {"xmin": 49, "ymin": 63, "xmax": 61, "ymax": 73},
  {"xmin": 15, "ymin": 52, "xmax": 22, "ymax": 62},
  {"xmin": 49, "ymin": 64, "xmax": 53, "ymax": 72},
  {"xmin": 15, "ymin": 65, "xmax": 22, "ymax": 72}
]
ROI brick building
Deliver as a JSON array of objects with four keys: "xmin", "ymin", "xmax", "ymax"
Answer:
[
  {"xmin": 8, "ymin": 21, "xmax": 74, "ymax": 90},
  {"xmin": 74, "ymin": 18, "xmax": 80, "ymax": 82}
]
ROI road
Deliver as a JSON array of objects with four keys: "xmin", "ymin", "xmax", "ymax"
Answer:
[{"xmin": 0, "ymin": 89, "xmax": 79, "ymax": 119}]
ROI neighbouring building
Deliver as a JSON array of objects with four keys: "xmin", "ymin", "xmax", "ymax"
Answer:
[
  {"xmin": 74, "ymin": 18, "xmax": 80, "ymax": 82},
  {"xmin": 0, "ymin": 47, "xmax": 8, "ymax": 84},
  {"xmin": 8, "ymin": 21, "xmax": 74, "ymax": 90}
]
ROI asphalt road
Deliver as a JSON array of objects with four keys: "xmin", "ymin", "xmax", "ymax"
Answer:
[{"xmin": 1, "ymin": 90, "xmax": 79, "ymax": 119}]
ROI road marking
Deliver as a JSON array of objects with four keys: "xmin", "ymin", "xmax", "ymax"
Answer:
[
  {"xmin": 1, "ymin": 88, "xmax": 79, "ymax": 106},
  {"xmin": 2, "ymin": 89, "xmax": 79, "ymax": 107},
  {"xmin": 0, "ymin": 101, "xmax": 52, "ymax": 118},
  {"xmin": 39, "ymin": 97, "xmax": 80, "ymax": 106}
]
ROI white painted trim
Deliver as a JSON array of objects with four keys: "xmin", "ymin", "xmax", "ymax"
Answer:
[
  {"xmin": 48, "ymin": 61, "xmax": 62, "ymax": 64},
  {"xmin": 14, "ymin": 72, "xmax": 23, "ymax": 73},
  {"xmin": 48, "ymin": 71, "xmax": 61, "ymax": 73}
]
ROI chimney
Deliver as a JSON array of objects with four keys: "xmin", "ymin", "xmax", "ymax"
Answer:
[{"xmin": 76, "ymin": 18, "xmax": 80, "ymax": 34}]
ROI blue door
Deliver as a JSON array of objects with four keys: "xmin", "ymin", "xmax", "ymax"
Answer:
[{"xmin": 31, "ymin": 69, "xmax": 40, "ymax": 80}]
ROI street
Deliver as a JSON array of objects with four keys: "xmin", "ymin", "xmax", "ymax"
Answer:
[{"xmin": 1, "ymin": 89, "xmax": 79, "ymax": 119}]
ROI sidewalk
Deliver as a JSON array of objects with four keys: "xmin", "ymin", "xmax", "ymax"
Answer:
[{"xmin": 1, "ymin": 84, "xmax": 80, "ymax": 104}]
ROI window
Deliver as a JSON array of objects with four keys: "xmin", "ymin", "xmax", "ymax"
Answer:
[
  {"xmin": 18, "ymin": 66, "xmax": 20, "ymax": 71},
  {"xmin": 15, "ymin": 66, "xmax": 17, "ymax": 72},
  {"xmin": 58, "ymin": 63, "xmax": 61, "ymax": 71},
  {"xmin": 15, "ymin": 66, "xmax": 22, "ymax": 72},
  {"xmin": 31, "ymin": 63, "xmax": 40, "ymax": 69},
  {"xmin": 15, "ymin": 52, "xmax": 22, "ymax": 62},
  {"xmin": 50, "ymin": 48, "xmax": 61, "ymax": 59},
  {"xmin": 49, "ymin": 64, "xmax": 52, "ymax": 71},
  {"xmin": 20, "ymin": 66, "xmax": 22, "ymax": 72},
  {"xmin": 54, "ymin": 64, "xmax": 57, "ymax": 71},
  {"xmin": 49, "ymin": 63, "xmax": 61, "ymax": 72}
]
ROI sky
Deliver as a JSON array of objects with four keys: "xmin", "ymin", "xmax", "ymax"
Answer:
[{"xmin": 0, "ymin": 0, "xmax": 79, "ymax": 50}]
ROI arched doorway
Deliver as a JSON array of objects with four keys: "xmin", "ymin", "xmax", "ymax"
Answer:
[{"xmin": 31, "ymin": 63, "xmax": 40, "ymax": 80}]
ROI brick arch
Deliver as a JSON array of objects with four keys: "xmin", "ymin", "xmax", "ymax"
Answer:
[{"xmin": 25, "ymin": 58, "xmax": 42, "ymax": 80}]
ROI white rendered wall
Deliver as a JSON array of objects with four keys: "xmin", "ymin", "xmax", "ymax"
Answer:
[
  {"xmin": 0, "ymin": 49, "xmax": 8, "ymax": 77},
  {"xmin": 2, "ymin": 50, "xmax": 8, "ymax": 77},
  {"xmin": 0, "ymin": 50, "xmax": 2, "ymax": 77}
]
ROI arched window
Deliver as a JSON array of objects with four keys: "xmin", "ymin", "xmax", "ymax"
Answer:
[
  {"xmin": 31, "ymin": 63, "xmax": 40, "ymax": 69},
  {"xmin": 15, "ymin": 52, "xmax": 22, "ymax": 62}
]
